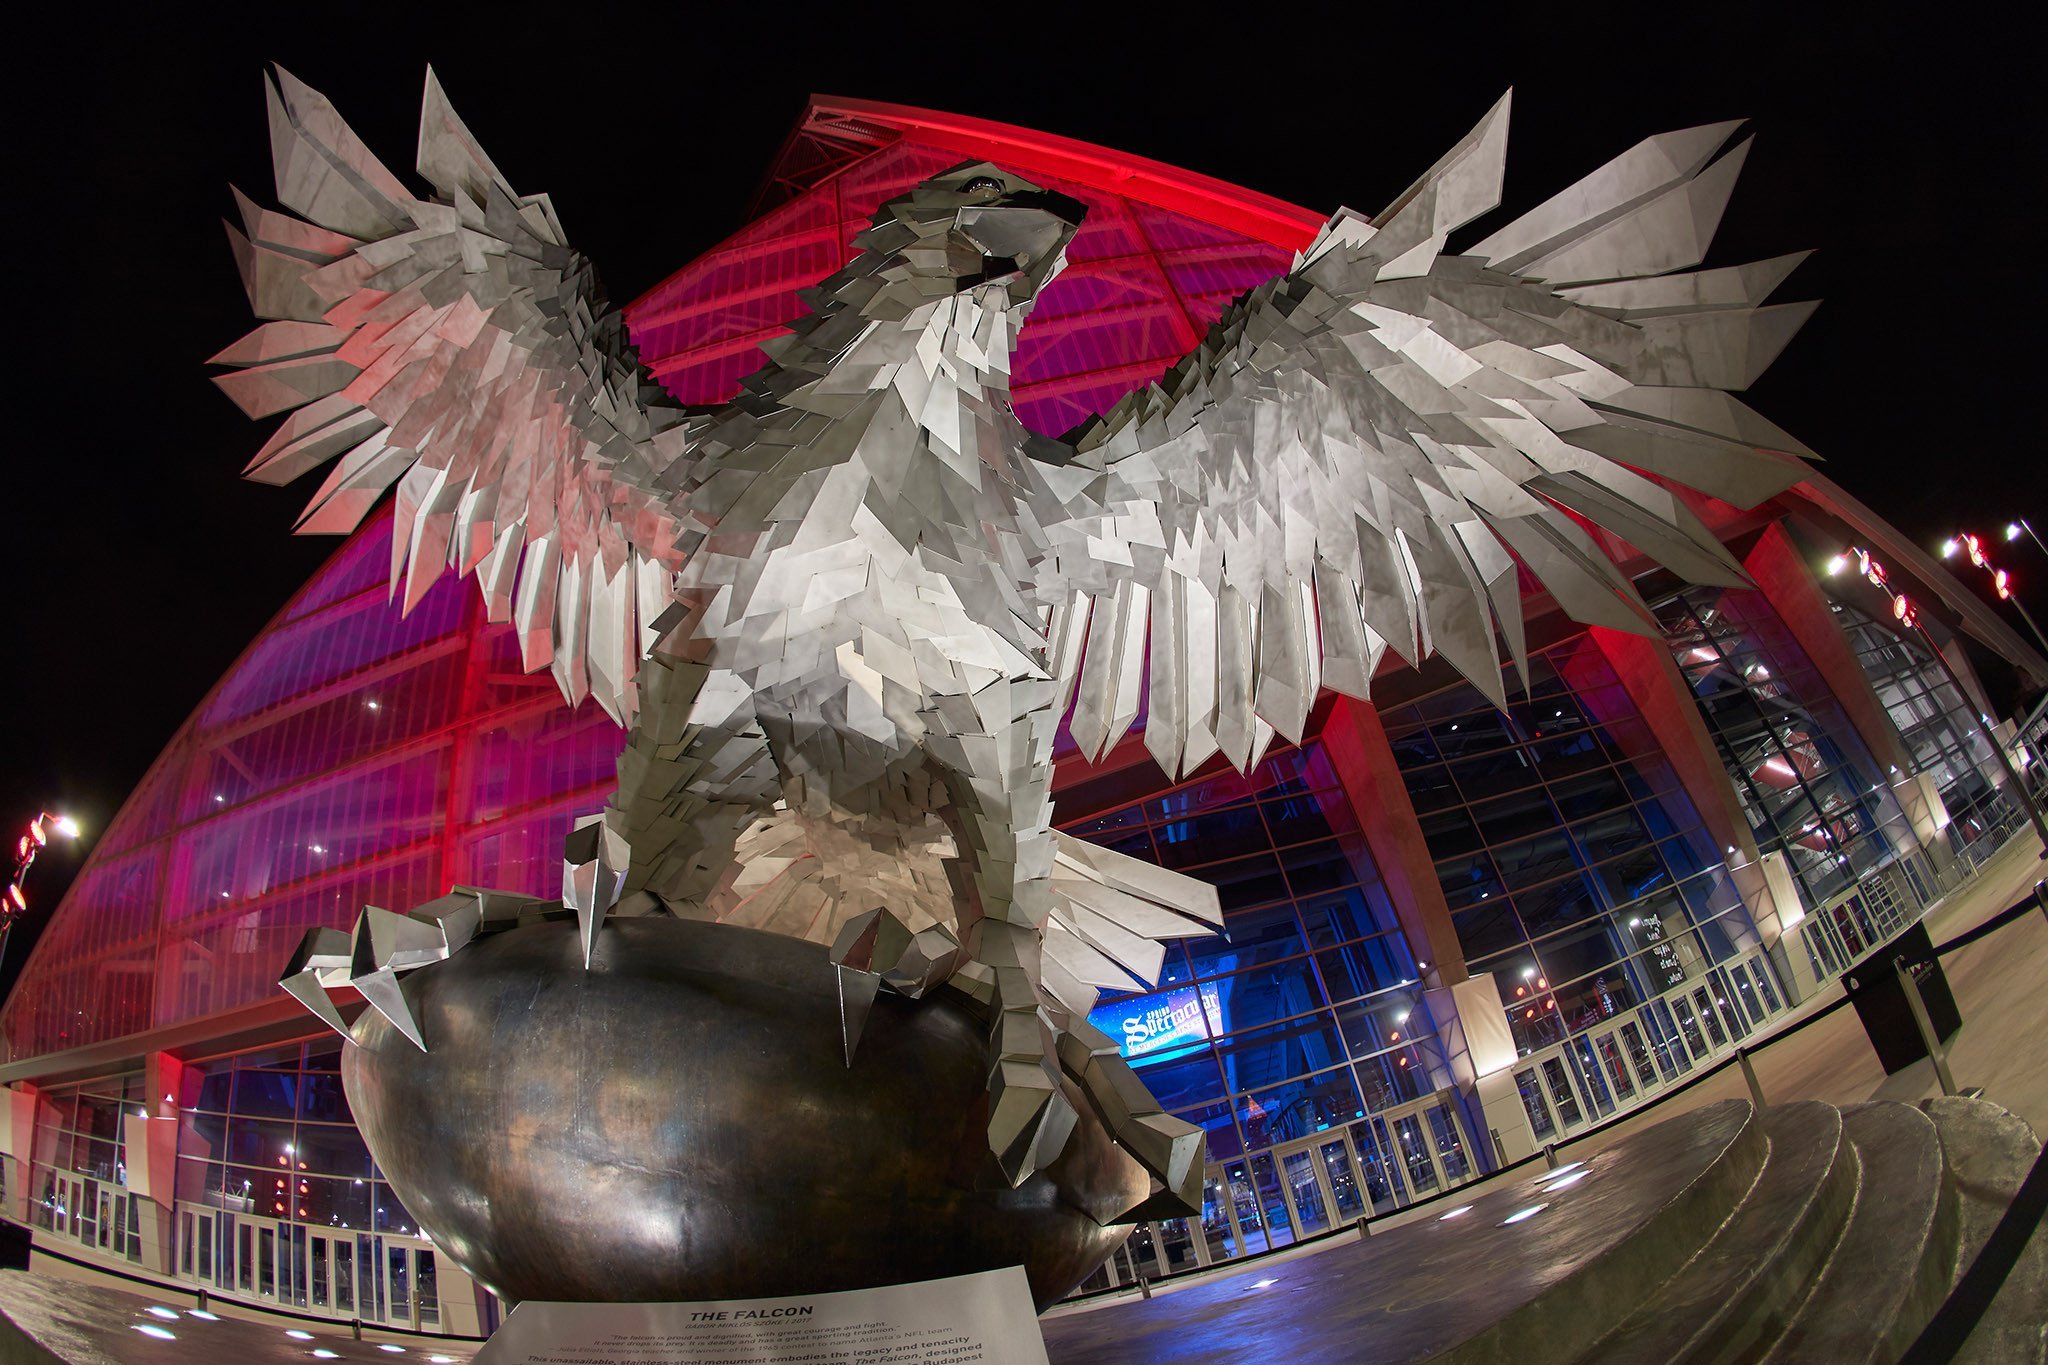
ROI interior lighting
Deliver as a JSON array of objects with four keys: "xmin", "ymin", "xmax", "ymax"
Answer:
[
  {"xmin": 145, "ymin": 1307, "xmax": 180, "ymax": 1320},
  {"xmin": 365, "ymin": 699, "xmax": 382, "ymax": 711},
  {"xmin": 133, "ymin": 1325, "xmax": 177, "ymax": 1340},
  {"xmin": 1500, "ymin": 1202, "xmax": 1550, "ymax": 1225},
  {"xmin": 1438, "ymin": 1204, "xmax": 1474, "ymax": 1220}
]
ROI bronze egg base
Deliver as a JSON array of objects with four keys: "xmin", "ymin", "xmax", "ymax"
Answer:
[{"xmin": 341, "ymin": 918, "xmax": 1147, "ymax": 1309}]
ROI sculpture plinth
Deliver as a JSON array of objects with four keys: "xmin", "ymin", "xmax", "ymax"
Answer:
[{"xmin": 341, "ymin": 918, "xmax": 1149, "ymax": 1309}]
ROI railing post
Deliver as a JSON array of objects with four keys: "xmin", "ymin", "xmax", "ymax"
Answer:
[
  {"xmin": 1893, "ymin": 953, "xmax": 1959, "ymax": 1098},
  {"xmin": 1356, "ymin": 1214, "xmax": 1372, "ymax": 1240},
  {"xmin": 1737, "ymin": 1047, "xmax": 1768, "ymax": 1112},
  {"xmin": 1542, "ymin": 1143, "xmax": 1559, "ymax": 1171}
]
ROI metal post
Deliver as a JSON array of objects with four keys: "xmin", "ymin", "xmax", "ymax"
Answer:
[
  {"xmin": 1542, "ymin": 1143, "xmax": 1559, "ymax": 1170},
  {"xmin": 1737, "ymin": 1047, "xmax": 1768, "ymax": 1112},
  {"xmin": 1893, "ymin": 954, "xmax": 1958, "ymax": 1098},
  {"xmin": 1356, "ymin": 1214, "xmax": 1372, "ymax": 1240}
]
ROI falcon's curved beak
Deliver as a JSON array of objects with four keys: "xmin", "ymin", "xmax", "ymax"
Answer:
[{"xmin": 956, "ymin": 190, "xmax": 1086, "ymax": 302}]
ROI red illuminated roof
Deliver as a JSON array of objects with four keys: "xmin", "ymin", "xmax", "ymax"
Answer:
[{"xmin": 625, "ymin": 95, "xmax": 1326, "ymax": 436}]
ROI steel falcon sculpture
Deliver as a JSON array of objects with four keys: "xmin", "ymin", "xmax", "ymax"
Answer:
[{"xmin": 229, "ymin": 68, "xmax": 1816, "ymax": 1219}]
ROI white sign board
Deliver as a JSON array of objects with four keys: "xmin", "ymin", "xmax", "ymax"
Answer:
[{"xmin": 473, "ymin": 1265, "xmax": 1050, "ymax": 1365}]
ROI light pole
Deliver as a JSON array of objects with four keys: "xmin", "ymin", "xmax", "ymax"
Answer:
[
  {"xmin": 2005, "ymin": 519, "xmax": 2047, "ymax": 558},
  {"xmin": 1940, "ymin": 531, "xmax": 2048, "ymax": 661},
  {"xmin": 2, "ymin": 811, "xmax": 83, "ymax": 988},
  {"xmin": 1827, "ymin": 548, "xmax": 2048, "ymax": 858}
]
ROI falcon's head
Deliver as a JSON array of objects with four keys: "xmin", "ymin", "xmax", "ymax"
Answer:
[{"xmin": 848, "ymin": 163, "xmax": 1086, "ymax": 314}]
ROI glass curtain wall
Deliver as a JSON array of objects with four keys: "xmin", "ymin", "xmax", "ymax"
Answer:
[
  {"xmin": 1062, "ymin": 743, "xmax": 1439, "ymax": 1167},
  {"xmin": 1831, "ymin": 600, "xmax": 2020, "ymax": 856},
  {"xmin": 1379, "ymin": 632, "xmax": 1758, "ymax": 1056},
  {"xmin": 173, "ymin": 1039, "xmax": 417, "ymax": 1242},
  {"xmin": 25, "ymin": 1071, "xmax": 147, "ymax": 1261},
  {"xmin": 1653, "ymin": 586, "xmax": 1910, "ymax": 912}
]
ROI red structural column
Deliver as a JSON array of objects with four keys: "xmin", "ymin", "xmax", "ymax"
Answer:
[
  {"xmin": 1581, "ymin": 625, "xmax": 1806, "ymax": 975},
  {"xmin": 1742, "ymin": 523, "xmax": 1953, "ymax": 862},
  {"xmin": 1319, "ymin": 697, "xmax": 1468, "ymax": 989},
  {"xmin": 1744, "ymin": 525, "xmax": 1915, "ymax": 771}
]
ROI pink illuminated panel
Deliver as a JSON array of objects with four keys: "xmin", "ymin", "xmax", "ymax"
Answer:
[{"xmin": 1, "ymin": 509, "xmax": 623, "ymax": 1061}]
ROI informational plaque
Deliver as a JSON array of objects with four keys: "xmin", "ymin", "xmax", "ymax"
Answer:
[{"xmin": 473, "ymin": 1265, "xmax": 1050, "ymax": 1365}]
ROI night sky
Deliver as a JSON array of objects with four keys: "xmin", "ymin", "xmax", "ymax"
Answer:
[{"xmin": 2, "ymin": 9, "xmax": 2040, "ymax": 990}]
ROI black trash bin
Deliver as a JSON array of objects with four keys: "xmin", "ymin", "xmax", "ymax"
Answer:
[{"xmin": 1841, "ymin": 919, "xmax": 1962, "ymax": 1075}]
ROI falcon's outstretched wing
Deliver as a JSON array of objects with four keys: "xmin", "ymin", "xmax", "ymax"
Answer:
[
  {"xmin": 213, "ymin": 67, "xmax": 698, "ymax": 724},
  {"xmin": 1038, "ymin": 93, "xmax": 1817, "ymax": 777}
]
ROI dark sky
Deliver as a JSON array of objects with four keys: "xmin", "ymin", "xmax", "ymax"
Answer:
[{"xmin": 2, "ymin": 9, "xmax": 2042, "ymax": 976}]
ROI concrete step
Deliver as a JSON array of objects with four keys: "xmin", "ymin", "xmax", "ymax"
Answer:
[
  {"xmin": 1578, "ymin": 1101, "xmax": 1858, "ymax": 1365},
  {"xmin": 1921, "ymin": 1096, "xmax": 2047, "ymax": 1364},
  {"xmin": 1758, "ymin": 1102, "xmax": 1959, "ymax": 1364},
  {"xmin": 1038, "ymin": 1099, "xmax": 1766, "ymax": 1365}
]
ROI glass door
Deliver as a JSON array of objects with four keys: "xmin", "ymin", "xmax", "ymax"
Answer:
[
  {"xmin": 1349, "ymin": 1116, "xmax": 1407, "ymax": 1212},
  {"xmin": 1318, "ymin": 1138, "xmax": 1367, "ymax": 1222},
  {"xmin": 1278, "ymin": 1148, "xmax": 1332, "ymax": 1239},
  {"xmin": 1199, "ymin": 1171, "xmax": 1241, "ymax": 1262}
]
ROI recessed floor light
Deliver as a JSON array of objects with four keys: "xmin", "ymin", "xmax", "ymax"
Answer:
[
  {"xmin": 1500, "ymin": 1202, "xmax": 1550, "ymax": 1225},
  {"xmin": 1438, "ymin": 1204, "xmax": 1475, "ymax": 1220},
  {"xmin": 133, "ymin": 1324, "xmax": 177, "ymax": 1340},
  {"xmin": 146, "ymin": 1307, "xmax": 180, "ymax": 1320},
  {"xmin": 286, "ymin": 1330, "xmax": 315, "ymax": 1340},
  {"xmin": 1249, "ymin": 1277, "xmax": 1279, "ymax": 1289},
  {"xmin": 1542, "ymin": 1169, "xmax": 1592, "ymax": 1192}
]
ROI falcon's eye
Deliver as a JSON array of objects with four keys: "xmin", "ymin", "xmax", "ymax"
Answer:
[{"xmin": 960, "ymin": 176, "xmax": 1004, "ymax": 197}]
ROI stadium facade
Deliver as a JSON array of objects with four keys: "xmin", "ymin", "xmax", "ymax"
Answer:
[{"xmin": 1, "ymin": 98, "xmax": 2043, "ymax": 1336}]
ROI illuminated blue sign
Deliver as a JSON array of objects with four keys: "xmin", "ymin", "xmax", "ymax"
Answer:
[{"xmin": 1090, "ymin": 981, "xmax": 1226, "ymax": 1063}]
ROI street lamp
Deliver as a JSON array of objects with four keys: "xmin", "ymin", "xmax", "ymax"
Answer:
[
  {"xmin": 1829, "ymin": 548, "xmax": 2048, "ymax": 855},
  {"xmin": 3, "ymin": 811, "xmax": 84, "ymax": 984},
  {"xmin": 1939, "ymin": 529, "xmax": 2048, "ymax": 660}
]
